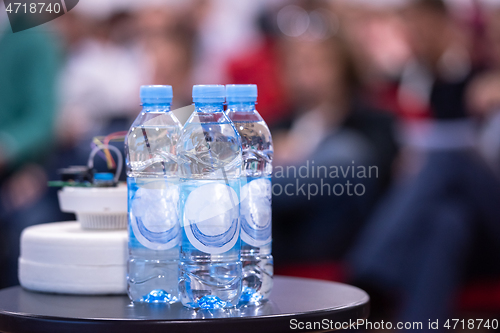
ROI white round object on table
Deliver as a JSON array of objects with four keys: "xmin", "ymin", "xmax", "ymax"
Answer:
[
  {"xmin": 19, "ymin": 222, "xmax": 127, "ymax": 295},
  {"xmin": 58, "ymin": 184, "xmax": 127, "ymax": 229}
]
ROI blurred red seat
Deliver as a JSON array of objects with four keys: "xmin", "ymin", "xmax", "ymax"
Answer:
[
  {"xmin": 274, "ymin": 262, "xmax": 347, "ymax": 283},
  {"xmin": 276, "ymin": 261, "xmax": 500, "ymax": 314},
  {"xmin": 457, "ymin": 278, "xmax": 500, "ymax": 313}
]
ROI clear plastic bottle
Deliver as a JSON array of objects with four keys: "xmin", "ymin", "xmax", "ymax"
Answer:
[
  {"xmin": 177, "ymin": 85, "xmax": 243, "ymax": 309},
  {"xmin": 226, "ymin": 84, "xmax": 273, "ymax": 304},
  {"xmin": 125, "ymin": 85, "xmax": 182, "ymax": 303}
]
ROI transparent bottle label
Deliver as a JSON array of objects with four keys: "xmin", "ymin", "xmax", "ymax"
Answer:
[
  {"xmin": 240, "ymin": 177, "xmax": 272, "ymax": 247},
  {"xmin": 128, "ymin": 178, "xmax": 180, "ymax": 250},
  {"xmin": 182, "ymin": 181, "xmax": 240, "ymax": 254}
]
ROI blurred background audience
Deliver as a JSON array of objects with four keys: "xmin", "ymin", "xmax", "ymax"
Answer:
[
  {"xmin": 0, "ymin": 10, "xmax": 61, "ymax": 287},
  {"xmin": 1, "ymin": 0, "xmax": 499, "ymax": 328}
]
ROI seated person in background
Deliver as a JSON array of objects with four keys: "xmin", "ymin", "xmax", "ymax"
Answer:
[
  {"xmin": 270, "ymin": 0, "xmax": 398, "ymax": 265},
  {"xmin": 468, "ymin": 7, "xmax": 500, "ymax": 176},
  {"xmin": 347, "ymin": 0, "xmax": 500, "ymax": 327},
  {"xmin": 225, "ymin": 7, "xmax": 291, "ymax": 127},
  {"xmin": 0, "ymin": 20, "xmax": 61, "ymax": 288}
]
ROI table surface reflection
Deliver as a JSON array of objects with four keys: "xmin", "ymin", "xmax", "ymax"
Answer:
[{"xmin": 0, "ymin": 276, "xmax": 369, "ymax": 333}]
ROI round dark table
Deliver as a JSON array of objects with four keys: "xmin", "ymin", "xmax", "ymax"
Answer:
[{"xmin": 0, "ymin": 276, "xmax": 369, "ymax": 333}]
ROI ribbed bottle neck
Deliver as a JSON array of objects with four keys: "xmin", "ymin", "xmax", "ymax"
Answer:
[
  {"xmin": 194, "ymin": 102, "xmax": 224, "ymax": 113},
  {"xmin": 226, "ymin": 102, "xmax": 256, "ymax": 112},
  {"xmin": 141, "ymin": 103, "xmax": 171, "ymax": 112}
]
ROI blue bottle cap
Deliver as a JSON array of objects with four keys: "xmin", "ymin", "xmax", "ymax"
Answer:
[
  {"xmin": 94, "ymin": 172, "xmax": 114, "ymax": 181},
  {"xmin": 140, "ymin": 85, "xmax": 173, "ymax": 104},
  {"xmin": 192, "ymin": 85, "xmax": 225, "ymax": 103},
  {"xmin": 225, "ymin": 84, "xmax": 258, "ymax": 103}
]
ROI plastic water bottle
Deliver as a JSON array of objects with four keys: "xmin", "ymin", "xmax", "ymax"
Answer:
[
  {"xmin": 177, "ymin": 85, "xmax": 242, "ymax": 309},
  {"xmin": 226, "ymin": 84, "xmax": 273, "ymax": 304},
  {"xmin": 125, "ymin": 85, "xmax": 182, "ymax": 303}
]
